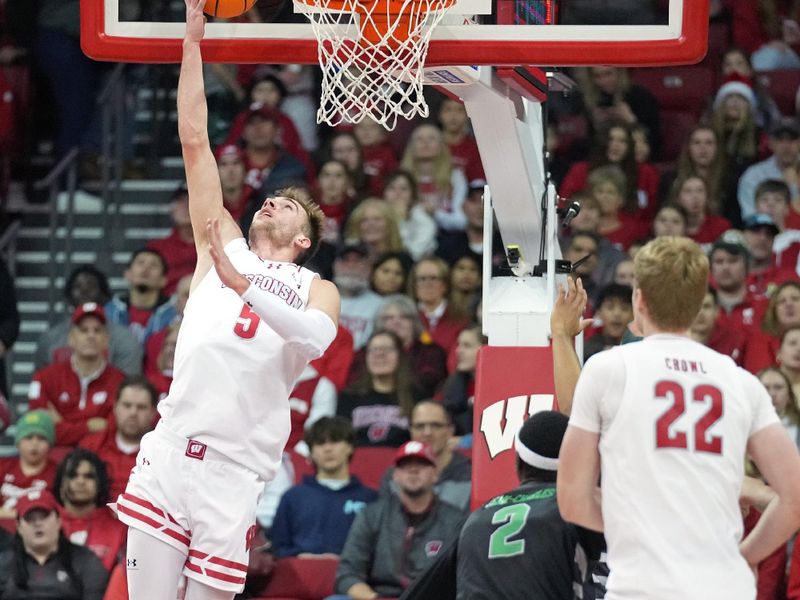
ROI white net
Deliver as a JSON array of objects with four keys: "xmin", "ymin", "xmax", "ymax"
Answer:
[{"xmin": 295, "ymin": 0, "xmax": 456, "ymax": 130}]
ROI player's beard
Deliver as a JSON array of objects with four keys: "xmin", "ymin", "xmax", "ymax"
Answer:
[
  {"xmin": 333, "ymin": 274, "xmax": 368, "ymax": 296},
  {"xmin": 249, "ymin": 217, "xmax": 294, "ymax": 250}
]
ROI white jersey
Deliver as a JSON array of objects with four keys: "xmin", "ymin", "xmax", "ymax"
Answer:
[
  {"xmin": 158, "ymin": 238, "xmax": 318, "ymax": 481},
  {"xmin": 570, "ymin": 334, "xmax": 779, "ymax": 600}
]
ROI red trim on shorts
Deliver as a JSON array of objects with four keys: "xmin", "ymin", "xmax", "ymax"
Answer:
[
  {"xmin": 121, "ymin": 493, "xmax": 192, "ymax": 536},
  {"xmin": 117, "ymin": 504, "xmax": 164, "ymax": 531},
  {"xmin": 185, "ymin": 556, "xmax": 247, "ymax": 585},
  {"xmin": 122, "ymin": 493, "xmax": 165, "ymax": 516},
  {"xmin": 117, "ymin": 501, "xmax": 191, "ymax": 546},
  {"xmin": 188, "ymin": 549, "xmax": 248, "ymax": 572},
  {"xmin": 203, "ymin": 567, "xmax": 246, "ymax": 585}
]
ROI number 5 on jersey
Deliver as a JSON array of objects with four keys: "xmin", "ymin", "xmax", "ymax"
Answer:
[
  {"xmin": 234, "ymin": 304, "xmax": 261, "ymax": 339},
  {"xmin": 655, "ymin": 380, "xmax": 723, "ymax": 454}
]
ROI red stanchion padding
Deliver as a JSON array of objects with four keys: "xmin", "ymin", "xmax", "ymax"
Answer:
[{"xmin": 471, "ymin": 345, "xmax": 557, "ymax": 510}]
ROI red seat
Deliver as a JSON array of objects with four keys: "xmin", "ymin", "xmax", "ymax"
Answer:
[
  {"xmin": 288, "ymin": 451, "xmax": 314, "ymax": 484},
  {"xmin": 632, "ymin": 65, "xmax": 716, "ymax": 115},
  {"xmin": 350, "ymin": 446, "xmax": 396, "ymax": 489},
  {"xmin": 656, "ymin": 110, "xmax": 698, "ymax": 162},
  {"xmin": 50, "ymin": 446, "xmax": 74, "ymax": 465},
  {"xmin": 254, "ymin": 556, "xmax": 339, "ymax": 600},
  {"xmin": 0, "ymin": 518, "xmax": 15, "ymax": 534},
  {"xmin": 756, "ymin": 70, "xmax": 800, "ymax": 115}
]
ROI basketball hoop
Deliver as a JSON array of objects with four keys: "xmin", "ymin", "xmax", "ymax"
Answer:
[{"xmin": 294, "ymin": 0, "xmax": 457, "ymax": 129}]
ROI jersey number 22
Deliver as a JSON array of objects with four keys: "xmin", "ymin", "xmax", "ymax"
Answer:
[{"xmin": 654, "ymin": 380, "xmax": 723, "ymax": 454}]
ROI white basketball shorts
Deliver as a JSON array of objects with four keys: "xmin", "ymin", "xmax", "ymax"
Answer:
[{"xmin": 114, "ymin": 421, "xmax": 264, "ymax": 593}]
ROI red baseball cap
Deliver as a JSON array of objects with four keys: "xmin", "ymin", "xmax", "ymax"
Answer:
[
  {"xmin": 214, "ymin": 143, "xmax": 245, "ymax": 163},
  {"xmin": 245, "ymin": 102, "xmax": 280, "ymax": 124},
  {"xmin": 394, "ymin": 441, "xmax": 436, "ymax": 467},
  {"xmin": 71, "ymin": 302, "xmax": 106, "ymax": 325},
  {"xmin": 16, "ymin": 489, "xmax": 59, "ymax": 518}
]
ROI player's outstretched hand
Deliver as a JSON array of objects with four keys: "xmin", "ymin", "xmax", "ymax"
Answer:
[
  {"xmin": 551, "ymin": 277, "xmax": 593, "ymax": 338},
  {"xmin": 184, "ymin": 0, "xmax": 207, "ymax": 44},
  {"xmin": 207, "ymin": 219, "xmax": 249, "ymax": 295}
]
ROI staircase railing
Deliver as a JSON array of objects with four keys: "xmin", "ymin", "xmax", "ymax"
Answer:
[
  {"xmin": 99, "ymin": 63, "xmax": 127, "ymax": 266},
  {"xmin": 33, "ymin": 147, "xmax": 80, "ymax": 313}
]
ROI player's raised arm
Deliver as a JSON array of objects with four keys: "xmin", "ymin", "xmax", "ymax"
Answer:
[
  {"xmin": 550, "ymin": 277, "xmax": 593, "ymax": 415},
  {"xmin": 178, "ymin": 0, "xmax": 241, "ymax": 257}
]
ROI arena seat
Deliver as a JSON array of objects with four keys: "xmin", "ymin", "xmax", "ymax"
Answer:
[
  {"xmin": 50, "ymin": 445, "xmax": 74, "ymax": 465},
  {"xmin": 0, "ymin": 518, "xmax": 14, "ymax": 534},
  {"xmin": 288, "ymin": 450, "xmax": 314, "ymax": 484},
  {"xmin": 252, "ymin": 556, "xmax": 338, "ymax": 600},
  {"xmin": 349, "ymin": 446, "xmax": 396, "ymax": 489},
  {"xmin": 657, "ymin": 110, "xmax": 698, "ymax": 164},
  {"xmin": 756, "ymin": 70, "xmax": 800, "ymax": 116},
  {"xmin": 631, "ymin": 65, "xmax": 716, "ymax": 115}
]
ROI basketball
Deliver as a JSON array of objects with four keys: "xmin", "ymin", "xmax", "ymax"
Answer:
[{"xmin": 203, "ymin": 0, "xmax": 257, "ymax": 18}]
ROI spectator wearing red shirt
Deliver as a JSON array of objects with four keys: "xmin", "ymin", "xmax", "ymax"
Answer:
[
  {"xmin": 316, "ymin": 159, "xmax": 356, "ymax": 246},
  {"xmin": 438, "ymin": 98, "xmax": 485, "ymax": 185},
  {"xmin": 790, "ymin": 538, "xmax": 800, "ymax": 599},
  {"xmin": 29, "ymin": 303, "xmax": 127, "ymax": 446},
  {"xmin": 689, "ymin": 289, "xmax": 750, "ymax": 368},
  {"xmin": 144, "ymin": 321, "xmax": 179, "ymax": 399},
  {"xmin": 105, "ymin": 249, "xmax": 176, "ymax": 345},
  {"xmin": 55, "ymin": 449, "xmax": 126, "ymax": 572},
  {"xmin": 240, "ymin": 104, "xmax": 308, "ymax": 196},
  {"xmin": 79, "ymin": 376, "xmax": 158, "ymax": 501},
  {"xmin": 747, "ymin": 281, "xmax": 800, "ymax": 373},
  {"xmin": 353, "ymin": 117, "xmax": 399, "ymax": 196},
  {"xmin": 411, "ymin": 258, "xmax": 469, "ymax": 356},
  {"xmin": 779, "ymin": 327, "xmax": 800, "ymax": 411},
  {"xmin": 223, "ymin": 75, "xmax": 314, "ymax": 174},
  {"xmin": 214, "ymin": 144, "xmax": 253, "ymax": 224},
  {"xmin": 369, "ymin": 295, "xmax": 448, "ymax": 398},
  {"xmin": 670, "ymin": 174, "xmax": 731, "ymax": 251},
  {"xmin": 146, "ymin": 185, "xmax": 197, "ymax": 296},
  {"xmin": 0, "ymin": 410, "xmax": 58, "ymax": 518},
  {"xmin": 743, "ymin": 214, "xmax": 798, "ymax": 298},
  {"xmin": 560, "ymin": 121, "xmax": 660, "ymax": 223},
  {"xmin": 311, "ymin": 325, "xmax": 355, "ymax": 393},
  {"xmin": 727, "ymin": 0, "xmax": 800, "ymax": 70},
  {"xmin": 143, "ymin": 274, "xmax": 189, "ymax": 379},
  {"xmin": 741, "ymin": 477, "xmax": 789, "ymax": 600},
  {"xmin": 286, "ymin": 364, "xmax": 337, "ymax": 454},
  {"xmin": 710, "ymin": 233, "xmax": 769, "ymax": 338},
  {"xmin": 589, "ymin": 165, "xmax": 648, "ymax": 252}
]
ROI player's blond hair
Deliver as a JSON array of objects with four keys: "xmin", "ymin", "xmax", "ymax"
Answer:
[
  {"xmin": 634, "ymin": 236, "xmax": 708, "ymax": 331},
  {"xmin": 277, "ymin": 186, "xmax": 325, "ymax": 265}
]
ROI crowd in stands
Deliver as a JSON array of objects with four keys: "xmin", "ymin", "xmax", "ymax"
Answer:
[{"xmin": 5, "ymin": 1, "xmax": 800, "ymax": 599}]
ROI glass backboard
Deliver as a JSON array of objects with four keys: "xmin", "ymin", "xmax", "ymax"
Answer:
[{"xmin": 80, "ymin": 0, "xmax": 707, "ymax": 67}]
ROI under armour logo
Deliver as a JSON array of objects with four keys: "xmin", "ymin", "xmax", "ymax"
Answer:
[{"xmin": 127, "ymin": 558, "xmax": 138, "ymax": 569}]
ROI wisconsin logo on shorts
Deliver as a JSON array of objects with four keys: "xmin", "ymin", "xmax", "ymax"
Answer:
[{"xmin": 185, "ymin": 440, "xmax": 207, "ymax": 460}]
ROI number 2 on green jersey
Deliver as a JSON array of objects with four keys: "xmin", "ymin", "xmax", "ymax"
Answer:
[{"xmin": 488, "ymin": 503, "xmax": 530, "ymax": 559}]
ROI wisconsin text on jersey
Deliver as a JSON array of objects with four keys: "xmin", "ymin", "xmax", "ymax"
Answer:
[
  {"xmin": 484, "ymin": 487, "xmax": 555, "ymax": 508},
  {"xmin": 224, "ymin": 273, "xmax": 304, "ymax": 309}
]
